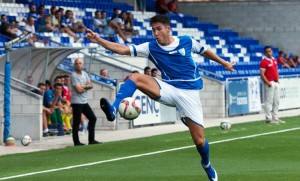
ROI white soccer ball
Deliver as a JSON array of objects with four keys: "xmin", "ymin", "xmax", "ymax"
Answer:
[
  {"xmin": 21, "ymin": 135, "xmax": 32, "ymax": 146},
  {"xmin": 118, "ymin": 97, "xmax": 141, "ymax": 120},
  {"xmin": 220, "ymin": 120, "xmax": 232, "ymax": 130}
]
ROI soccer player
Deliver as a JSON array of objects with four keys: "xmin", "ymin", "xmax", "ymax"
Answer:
[{"xmin": 86, "ymin": 14, "xmax": 235, "ymax": 181}]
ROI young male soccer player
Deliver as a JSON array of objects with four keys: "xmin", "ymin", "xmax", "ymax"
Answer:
[{"xmin": 86, "ymin": 14, "xmax": 235, "ymax": 181}]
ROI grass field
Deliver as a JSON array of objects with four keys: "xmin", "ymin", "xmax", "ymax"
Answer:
[{"xmin": 0, "ymin": 115, "xmax": 299, "ymax": 181}]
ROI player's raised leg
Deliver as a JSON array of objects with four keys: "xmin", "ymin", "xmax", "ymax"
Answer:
[
  {"xmin": 100, "ymin": 73, "xmax": 160, "ymax": 121},
  {"xmin": 185, "ymin": 117, "xmax": 218, "ymax": 181}
]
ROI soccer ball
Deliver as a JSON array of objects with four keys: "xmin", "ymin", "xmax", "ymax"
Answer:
[
  {"xmin": 220, "ymin": 120, "xmax": 231, "ymax": 130},
  {"xmin": 21, "ymin": 135, "xmax": 32, "ymax": 146},
  {"xmin": 118, "ymin": 97, "xmax": 141, "ymax": 120}
]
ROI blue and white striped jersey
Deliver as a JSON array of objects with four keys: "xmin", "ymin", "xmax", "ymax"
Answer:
[{"xmin": 130, "ymin": 36, "xmax": 206, "ymax": 90}]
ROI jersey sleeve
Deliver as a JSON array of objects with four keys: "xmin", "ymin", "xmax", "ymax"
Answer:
[
  {"xmin": 260, "ymin": 59, "xmax": 267, "ymax": 70},
  {"xmin": 129, "ymin": 42, "xmax": 150, "ymax": 58},
  {"xmin": 191, "ymin": 38, "xmax": 207, "ymax": 54}
]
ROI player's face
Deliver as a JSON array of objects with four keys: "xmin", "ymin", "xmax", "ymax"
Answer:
[
  {"xmin": 264, "ymin": 48, "xmax": 273, "ymax": 58},
  {"xmin": 152, "ymin": 22, "xmax": 171, "ymax": 45}
]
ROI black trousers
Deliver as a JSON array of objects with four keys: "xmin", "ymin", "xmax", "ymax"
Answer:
[{"xmin": 71, "ymin": 103, "xmax": 97, "ymax": 144}]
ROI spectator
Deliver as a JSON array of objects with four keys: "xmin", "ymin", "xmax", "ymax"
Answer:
[
  {"xmin": 0, "ymin": 14, "xmax": 18, "ymax": 39},
  {"xmin": 51, "ymin": 10, "xmax": 62, "ymax": 29},
  {"xmin": 70, "ymin": 58, "xmax": 102, "ymax": 146},
  {"xmin": 155, "ymin": 0, "xmax": 170, "ymax": 14},
  {"xmin": 290, "ymin": 55, "xmax": 299, "ymax": 68},
  {"xmin": 277, "ymin": 51, "xmax": 289, "ymax": 68},
  {"xmin": 50, "ymin": 6, "xmax": 57, "ymax": 24},
  {"xmin": 38, "ymin": 15, "xmax": 58, "ymax": 32},
  {"xmin": 37, "ymin": 4, "xmax": 47, "ymax": 17},
  {"xmin": 32, "ymin": 83, "xmax": 53, "ymax": 137},
  {"xmin": 60, "ymin": 10, "xmax": 82, "ymax": 41},
  {"xmin": 260, "ymin": 46, "xmax": 285, "ymax": 124},
  {"xmin": 144, "ymin": 66, "xmax": 151, "ymax": 75},
  {"xmin": 58, "ymin": 7, "xmax": 65, "ymax": 15},
  {"xmin": 111, "ymin": 11, "xmax": 128, "ymax": 34},
  {"xmin": 168, "ymin": 0, "xmax": 179, "ymax": 14},
  {"xmin": 100, "ymin": 68, "xmax": 109, "ymax": 78},
  {"xmin": 151, "ymin": 68, "xmax": 159, "ymax": 78},
  {"xmin": 24, "ymin": 16, "xmax": 38, "ymax": 45},
  {"xmin": 43, "ymin": 83, "xmax": 65, "ymax": 136},
  {"xmin": 27, "ymin": 75, "xmax": 34, "ymax": 84},
  {"xmin": 27, "ymin": 3, "xmax": 39, "ymax": 21},
  {"xmin": 10, "ymin": 20, "xmax": 22, "ymax": 36},
  {"xmin": 111, "ymin": 7, "xmax": 121, "ymax": 21},
  {"xmin": 70, "ymin": 10, "xmax": 87, "ymax": 33},
  {"xmin": 124, "ymin": 12, "xmax": 138, "ymax": 35},
  {"xmin": 93, "ymin": 10, "xmax": 114, "ymax": 35},
  {"xmin": 95, "ymin": 10, "xmax": 129, "ymax": 43}
]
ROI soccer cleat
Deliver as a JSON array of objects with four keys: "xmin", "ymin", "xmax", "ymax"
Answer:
[
  {"xmin": 202, "ymin": 162, "xmax": 218, "ymax": 181},
  {"xmin": 100, "ymin": 98, "xmax": 116, "ymax": 121}
]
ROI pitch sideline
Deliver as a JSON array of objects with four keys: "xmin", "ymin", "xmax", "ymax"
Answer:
[{"xmin": 0, "ymin": 127, "xmax": 299, "ymax": 180}]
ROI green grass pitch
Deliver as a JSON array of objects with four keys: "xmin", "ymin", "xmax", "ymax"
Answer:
[{"xmin": 0, "ymin": 115, "xmax": 299, "ymax": 181}]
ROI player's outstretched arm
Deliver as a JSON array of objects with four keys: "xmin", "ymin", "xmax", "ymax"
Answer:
[
  {"xmin": 86, "ymin": 29, "xmax": 130, "ymax": 55},
  {"xmin": 202, "ymin": 49, "xmax": 236, "ymax": 72}
]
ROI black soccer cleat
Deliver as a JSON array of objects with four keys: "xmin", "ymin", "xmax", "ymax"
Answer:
[{"xmin": 100, "ymin": 98, "xmax": 116, "ymax": 122}]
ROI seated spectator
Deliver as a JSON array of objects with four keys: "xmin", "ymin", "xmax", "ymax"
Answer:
[
  {"xmin": 51, "ymin": 10, "xmax": 62, "ymax": 29},
  {"xmin": 37, "ymin": 15, "xmax": 58, "ymax": 32},
  {"xmin": 0, "ymin": 14, "xmax": 18, "ymax": 39},
  {"xmin": 144, "ymin": 66, "xmax": 151, "ymax": 75},
  {"xmin": 70, "ymin": 10, "xmax": 87, "ymax": 33},
  {"xmin": 27, "ymin": 3, "xmax": 39, "ymax": 21},
  {"xmin": 111, "ymin": 11, "xmax": 127, "ymax": 32},
  {"xmin": 124, "ymin": 12, "xmax": 138, "ymax": 35},
  {"xmin": 24, "ymin": 16, "xmax": 38, "ymax": 45},
  {"xmin": 277, "ymin": 51, "xmax": 290, "ymax": 68},
  {"xmin": 43, "ymin": 83, "xmax": 65, "ymax": 136},
  {"xmin": 95, "ymin": 10, "xmax": 129, "ymax": 43},
  {"xmin": 290, "ymin": 55, "xmax": 299, "ymax": 68},
  {"xmin": 284, "ymin": 53, "xmax": 296, "ymax": 68},
  {"xmin": 100, "ymin": 68, "xmax": 109, "ymax": 78},
  {"xmin": 151, "ymin": 68, "xmax": 159, "ymax": 78},
  {"xmin": 10, "ymin": 20, "xmax": 22, "ymax": 36},
  {"xmin": 93, "ymin": 10, "xmax": 114, "ymax": 35},
  {"xmin": 156, "ymin": 0, "xmax": 170, "ymax": 14},
  {"xmin": 60, "ymin": 10, "xmax": 82, "ymax": 41},
  {"xmin": 168, "ymin": 0, "xmax": 179, "ymax": 14},
  {"xmin": 50, "ymin": 6, "xmax": 57, "ymax": 24}
]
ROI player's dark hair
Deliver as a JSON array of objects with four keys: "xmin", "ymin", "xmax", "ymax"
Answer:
[
  {"xmin": 149, "ymin": 15, "xmax": 170, "ymax": 26},
  {"xmin": 264, "ymin": 46, "xmax": 272, "ymax": 52}
]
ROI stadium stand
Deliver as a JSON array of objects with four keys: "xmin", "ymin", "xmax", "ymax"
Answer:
[{"xmin": 0, "ymin": 0, "xmax": 299, "ymax": 83}]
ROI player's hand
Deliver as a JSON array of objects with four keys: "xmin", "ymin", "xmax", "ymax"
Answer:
[
  {"xmin": 224, "ymin": 61, "xmax": 236, "ymax": 72},
  {"xmin": 86, "ymin": 29, "xmax": 100, "ymax": 43}
]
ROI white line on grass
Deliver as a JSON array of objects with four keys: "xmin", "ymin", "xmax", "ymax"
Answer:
[{"xmin": 1, "ymin": 127, "xmax": 299, "ymax": 180}]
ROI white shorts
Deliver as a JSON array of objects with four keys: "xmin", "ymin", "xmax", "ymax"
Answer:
[{"xmin": 154, "ymin": 78, "xmax": 204, "ymax": 127}]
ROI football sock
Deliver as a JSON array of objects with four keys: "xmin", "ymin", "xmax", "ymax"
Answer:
[
  {"xmin": 112, "ymin": 79, "xmax": 137, "ymax": 109},
  {"xmin": 197, "ymin": 139, "xmax": 210, "ymax": 166}
]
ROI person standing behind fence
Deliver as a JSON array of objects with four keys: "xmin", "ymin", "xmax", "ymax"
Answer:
[
  {"xmin": 260, "ymin": 46, "xmax": 285, "ymax": 124},
  {"xmin": 70, "ymin": 58, "xmax": 102, "ymax": 146}
]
